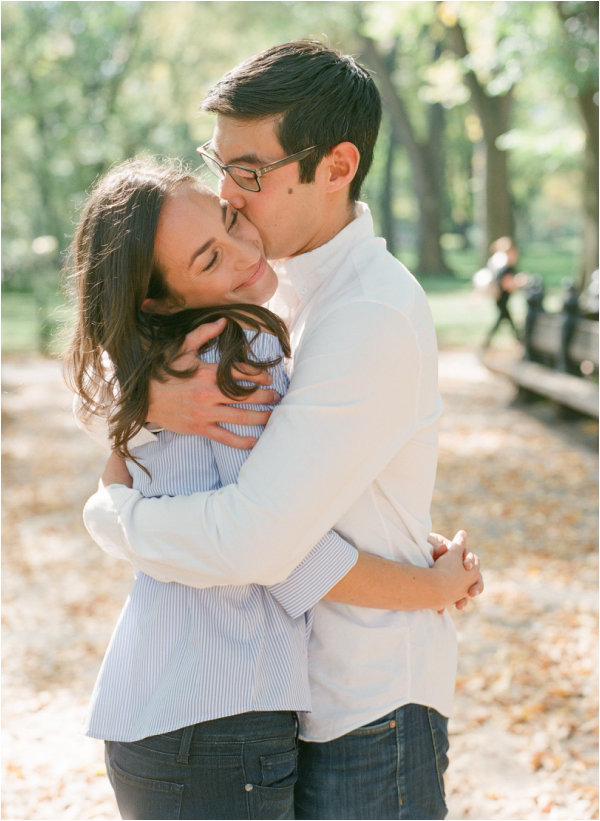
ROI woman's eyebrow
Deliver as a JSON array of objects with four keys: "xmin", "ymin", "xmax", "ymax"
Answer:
[{"xmin": 188, "ymin": 203, "xmax": 227, "ymax": 268}]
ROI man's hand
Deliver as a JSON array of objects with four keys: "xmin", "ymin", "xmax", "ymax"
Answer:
[
  {"xmin": 428, "ymin": 530, "xmax": 484, "ymax": 610},
  {"xmin": 101, "ymin": 451, "xmax": 133, "ymax": 488},
  {"xmin": 147, "ymin": 320, "xmax": 280, "ymax": 448}
]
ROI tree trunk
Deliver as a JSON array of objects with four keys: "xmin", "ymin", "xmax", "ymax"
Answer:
[
  {"xmin": 444, "ymin": 21, "xmax": 515, "ymax": 253},
  {"xmin": 380, "ymin": 121, "xmax": 397, "ymax": 257},
  {"xmin": 480, "ymin": 94, "xmax": 514, "ymax": 248},
  {"xmin": 577, "ymin": 86, "xmax": 599, "ymax": 288},
  {"xmin": 555, "ymin": 2, "xmax": 599, "ymax": 289},
  {"xmin": 418, "ymin": 92, "xmax": 450, "ymax": 273},
  {"xmin": 359, "ymin": 35, "xmax": 452, "ymax": 275},
  {"xmin": 416, "ymin": 141, "xmax": 450, "ymax": 274}
]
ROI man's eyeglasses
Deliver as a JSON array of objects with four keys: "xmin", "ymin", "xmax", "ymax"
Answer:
[{"xmin": 196, "ymin": 142, "xmax": 319, "ymax": 192}]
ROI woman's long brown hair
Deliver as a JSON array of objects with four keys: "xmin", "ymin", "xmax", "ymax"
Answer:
[{"xmin": 63, "ymin": 157, "xmax": 289, "ymax": 463}]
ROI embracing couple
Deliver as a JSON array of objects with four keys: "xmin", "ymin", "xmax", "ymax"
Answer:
[{"xmin": 66, "ymin": 40, "xmax": 483, "ymax": 820}]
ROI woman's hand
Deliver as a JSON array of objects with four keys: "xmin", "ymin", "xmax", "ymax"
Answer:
[
  {"xmin": 147, "ymin": 319, "xmax": 280, "ymax": 448},
  {"xmin": 101, "ymin": 451, "xmax": 133, "ymax": 489},
  {"xmin": 428, "ymin": 530, "xmax": 484, "ymax": 611}
]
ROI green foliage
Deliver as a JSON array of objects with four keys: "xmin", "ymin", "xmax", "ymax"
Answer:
[
  {"xmin": 1, "ymin": 2, "xmax": 357, "ymax": 291},
  {"xmin": 1, "ymin": 1, "xmax": 596, "ymax": 349}
]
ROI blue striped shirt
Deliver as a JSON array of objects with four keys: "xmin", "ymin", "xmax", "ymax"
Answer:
[{"xmin": 85, "ymin": 331, "xmax": 358, "ymax": 742}]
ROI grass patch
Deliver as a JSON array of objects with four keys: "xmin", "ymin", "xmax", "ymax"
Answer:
[
  {"xmin": 1, "ymin": 244, "xmax": 580, "ymax": 355},
  {"xmin": 401, "ymin": 242, "xmax": 578, "ymax": 348},
  {"xmin": 2, "ymin": 292, "xmax": 73, "ymax": 357}
]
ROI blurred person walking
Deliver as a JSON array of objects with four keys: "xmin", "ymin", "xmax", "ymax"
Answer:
[{"xmin": 482, "ymin": 236, "xmax": 529, "ymax": 347}]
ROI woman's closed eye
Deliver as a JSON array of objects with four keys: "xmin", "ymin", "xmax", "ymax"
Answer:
[
  {"xmin": 202, "ymin": 251, "xmax": 219, "ymax": 272},
  {"xmin": 200, "ymin": 208, "xmax": 239, "ymax": 272}
]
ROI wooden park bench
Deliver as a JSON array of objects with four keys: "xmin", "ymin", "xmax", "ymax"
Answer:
[{"xmin": 481, "ymin": 280, "xmax": 599, "ymax": 418}]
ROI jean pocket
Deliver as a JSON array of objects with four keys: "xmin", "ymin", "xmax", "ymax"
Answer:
[
  {"xmin": 259, "ymin": 748, "xmax": 297, "ymax": 788},
  {"xmin": 245, "ymin": 749, "xmax": 297, "ymax": 819},
  {"xmin": 106, "ymin": 749, "xmax": 184, "ymax": 820}
]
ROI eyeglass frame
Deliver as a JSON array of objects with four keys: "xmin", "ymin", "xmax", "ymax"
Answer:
[{"xmin": 196, "ymin": 142, "xmax": 320, "ymax": 192}]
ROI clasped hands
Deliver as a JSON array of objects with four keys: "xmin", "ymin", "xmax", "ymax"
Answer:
[{"xmin": 429, "ymin": 531, "xmax": 483, "ymax": 611}]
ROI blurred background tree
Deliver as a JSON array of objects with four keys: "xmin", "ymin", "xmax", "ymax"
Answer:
[{"xmin": 2, "ymin": 0, "xmax": 597, "ymax": 351}]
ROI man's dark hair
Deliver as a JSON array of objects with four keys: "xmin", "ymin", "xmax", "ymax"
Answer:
[{"xmin": 201, "ymin": 40, "xmax": 382, "ymax": 202}]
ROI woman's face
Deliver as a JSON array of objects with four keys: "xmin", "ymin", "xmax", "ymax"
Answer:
[{"xmin": 151, "ymin": 182, "xmax": 278, "ymax": 310}]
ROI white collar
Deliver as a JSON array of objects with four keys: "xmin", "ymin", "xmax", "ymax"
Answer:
[{"xmin": 274, "ymin": 203, "xmax": 374, "ymax": 304}]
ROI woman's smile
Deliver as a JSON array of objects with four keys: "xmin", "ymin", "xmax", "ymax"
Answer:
[{"xmin": 236, "ymin": 257, "xmax": 267, "ymax": 291}]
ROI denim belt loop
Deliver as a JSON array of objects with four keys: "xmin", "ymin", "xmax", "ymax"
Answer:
[{"xmin": 176, "ymin": 724, "xmax": 195, "ymax": 764}]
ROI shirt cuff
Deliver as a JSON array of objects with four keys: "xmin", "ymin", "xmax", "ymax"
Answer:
[
  {"xmin": 84, "ymin": 482, "xmax": 140, "ymax": 561},
  {"xmin": 268, "ymin": 532, "xmax": 359, "ymax": 619}
]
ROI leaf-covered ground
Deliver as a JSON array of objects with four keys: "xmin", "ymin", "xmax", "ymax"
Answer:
[{"xmin": 2, "ymin": 352, "xmax": 598, "ymax": 820}]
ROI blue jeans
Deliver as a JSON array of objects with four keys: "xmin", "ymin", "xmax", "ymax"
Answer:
[
  {"xmin": 295, "ymin": 704, "xmax": 449, "ymax": 820},
  {"xmin": 105, "ymin": 711, "xmax": 298, "ymax": 820}
]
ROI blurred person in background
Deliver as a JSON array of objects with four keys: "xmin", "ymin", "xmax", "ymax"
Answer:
[{"xmin": 482, "ymin": 236, "xmax": 529, "ymax": 348}]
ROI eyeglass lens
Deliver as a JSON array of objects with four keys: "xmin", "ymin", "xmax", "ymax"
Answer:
[
  {"xmin": 228, "ymin": 167, "xmax": 259, "ymax": 191},
  {"xmin": 201, "ymin": 153, "xmax": 225, "ymax": 179},
  {"xmin": 199, "ymin": 151, "xmax": 259, "ymax": 192}
]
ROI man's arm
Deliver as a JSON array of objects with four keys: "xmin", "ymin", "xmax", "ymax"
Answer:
[
  {"xmin": 84, "ymin": 302, "xmax": 441, "ymax": 587},
  {"xmin": 96, "ymin": 454, "xmax": 482, "ymax": 611}
]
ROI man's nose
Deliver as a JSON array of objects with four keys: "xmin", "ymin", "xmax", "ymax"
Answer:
[{"xmin": 219, "ymin": 174, "xmax": 247, "ymax": 210}]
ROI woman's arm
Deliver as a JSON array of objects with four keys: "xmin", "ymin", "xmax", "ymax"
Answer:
[
  {"xmin": 102, "ymin": 450, "xmax": 133, "ymax": 487},
  {"xmin": 324, "ymin": 531, "xmax": 482, "ymax": 612}
]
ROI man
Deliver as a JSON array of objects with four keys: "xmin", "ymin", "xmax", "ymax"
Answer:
[{"xmin": 86, "ymin": 41, "xmax": 480, "ymax": 819}]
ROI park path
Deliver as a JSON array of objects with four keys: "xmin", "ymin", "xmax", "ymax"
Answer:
[{"xmin": 1, "ymin": 351, "xmax": 598, "ymax": 821}]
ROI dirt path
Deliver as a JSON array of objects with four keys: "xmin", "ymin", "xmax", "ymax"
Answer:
[{"xmin": 2, "ymin": 352, "xmax": 597, "ymax": 820}]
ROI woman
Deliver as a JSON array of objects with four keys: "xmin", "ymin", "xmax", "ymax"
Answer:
[
  {"xmin": 64, "ymin": 157, "xmax": 480, "ymax": 820},
  {"xmin": 482, "ymin": 236, "xmax": 528, "ymax": 347}
]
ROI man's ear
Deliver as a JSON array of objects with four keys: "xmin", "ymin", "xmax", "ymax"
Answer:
[{"xmin": 323, "ymin": 142, "xmax": 360, "ymax": 193}]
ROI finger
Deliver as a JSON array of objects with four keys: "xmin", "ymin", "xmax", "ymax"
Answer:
[
  {"xmin": 453, "ymin": 530, "xmax": 468, "ymax": 548},
  {"xmin": 181, "ymin": 319, "xmax": 227, "ymax": 353},
  {"xmin": 428, "ymin": 532, "xmax": 451, "ymax": 560},
  {"xmin": 171, "ymin": 353, "xmax": 218, "ymax": 375},
  {"xmin": 463, "ymin": 551, "xmax": 475, "ymax": 571},
  {"xmin": 454, "ymin": 597, "xmax": 468, "ymax": 610},
  {"xmin": 427, "ymin": 532, "xmax": 450, "ymax": 549},
  {"xmin": 467, "ymin": 553, "xmax": 480, "ymax": 572},
  {"xmin": 230, "ymin": 366, "xmax": 274, "ymax": 386},
  {"xmin": 431, "ymin": 544, "xmax": 449, "ymax": 561},
  {"xmin": 218, "ymin": 388, "xmax": 280, "ymax": 407},
  {"xmin": 205, "ymin": 424, "xmax": 258, "ymax": 450},
  {"xmin": 215, "ymin": 407, "xmax": 272, "ymax": 427},
  {"xmin": 468, "ymin": 576, "xmax": 484, "ymax": 597}
]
